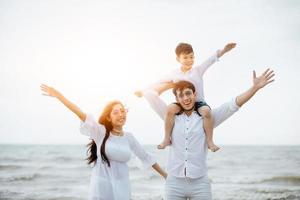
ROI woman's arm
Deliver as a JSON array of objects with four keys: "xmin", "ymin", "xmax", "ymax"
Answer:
[
  {"xmin": 152, "ymin": 163, "xmax": 167, "ymax": 179},
  {"xmin": 40, "ymin": 84, "xmax": 86, "ymax": 121}
]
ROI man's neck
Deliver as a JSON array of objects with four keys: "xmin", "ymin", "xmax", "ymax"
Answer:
[
  {"xmin": 184, "ymin": 110, "xmax": 193, "ymax": 116},
  {"xmin": 183, "ymin": 106, "xmax": 195, "ymax": 116}
]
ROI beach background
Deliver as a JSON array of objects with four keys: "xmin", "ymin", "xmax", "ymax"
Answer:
[
  {"xmin": 0, "ymin": 145, "xmax": 299, "ymax": 200},
  {"xmin": 1, "ymin": 0, "xmax": 300, "ymax": 199}
]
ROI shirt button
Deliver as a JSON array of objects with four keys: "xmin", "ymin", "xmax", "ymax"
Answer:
[
  {"xmin": 185, "ymin": 160, "xmax": 187, "ymax": 162},
  {"xmin": 186, "ymin": 148, "xmax": 187, "ymax": 150},
  {"xmin": 186, "ymin": 138, "xmax": 188, "ymax": 140}
]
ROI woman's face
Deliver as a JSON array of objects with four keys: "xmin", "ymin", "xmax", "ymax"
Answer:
[{"xmin": 109, "ymin": 104, "xmax": 127, "ymax": 128}]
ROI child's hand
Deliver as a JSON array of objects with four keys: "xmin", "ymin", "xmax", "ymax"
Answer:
[
  {"xmin": 217, "ymin": 43, "xmax": 236, "ymax": 58},
  {"xmin": 134, "ymin": 90, "xmax": 143, "ymax": 98},
  {"xmin": 223, "ymin": 43, "xmax": 236, "ymax": 53}
]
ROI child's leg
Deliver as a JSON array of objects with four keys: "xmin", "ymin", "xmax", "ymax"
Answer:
[
  {"xmin": 157, "ymin": 103, "xmax": 181, "ymax": 149},
  {"xmin": 199, "ymin": 106, "xmax": 220, "ymax": 152}
]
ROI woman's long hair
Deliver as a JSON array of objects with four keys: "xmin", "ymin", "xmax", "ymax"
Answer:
[{"xmin": 86, "ymin": 100, "xmax": 123, "ymax": 166}]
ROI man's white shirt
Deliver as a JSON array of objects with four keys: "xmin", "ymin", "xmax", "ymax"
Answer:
[{"xmin": 143, "ymin": 90, "xmax": 240, "ymax": 178}]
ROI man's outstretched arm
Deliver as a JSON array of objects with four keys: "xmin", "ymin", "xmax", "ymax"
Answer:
[
  {"xmin": 212, "ymin": 68, "xmax": 275, "ymax": 127},
  {"xmin": 143, "ymin": 68, "xmax": 275, "ymax": 127},
  {"xmin": 236, "ymin": 69, "xmax": 275, "ymax": 107}
]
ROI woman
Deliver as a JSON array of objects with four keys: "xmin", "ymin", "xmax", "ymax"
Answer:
[{"xmin": 40, "ymin": 84, "xmax": 167, "ymax": 200}]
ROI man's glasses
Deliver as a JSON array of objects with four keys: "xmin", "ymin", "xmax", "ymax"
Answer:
[{"xmin": 177, "ymin": 91, "xmax": 193, "ymax": 99}]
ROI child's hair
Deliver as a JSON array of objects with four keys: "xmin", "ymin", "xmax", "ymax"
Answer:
[
  {"xmin": 175, "ymin": 43, "xmax": 194, "ymax": 57},
  {"xmin": 172, "ymin": 80, "xmax": 195, "ymax": 97}
]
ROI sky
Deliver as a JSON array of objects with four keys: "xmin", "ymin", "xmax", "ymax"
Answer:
[{"xmin": 0, "ymin": 0, "xmax": 299, "ymax": 145}]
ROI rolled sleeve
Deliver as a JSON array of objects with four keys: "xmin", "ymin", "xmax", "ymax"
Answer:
[
  {"xmin": 212, "ymin": 98, "xmax": 240, "ymax": 128},
  {"xmin": 196, "ymin": 50, "xmax": 220, "ymax": 76},
  {"xmin": 229, "ymin": 97, "xmax": 240, "ymax": 112}
]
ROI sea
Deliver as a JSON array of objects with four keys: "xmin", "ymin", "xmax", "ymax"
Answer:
[{"xmin": 0, "ymin": 145, "xmax": 299, "ymax": 200}]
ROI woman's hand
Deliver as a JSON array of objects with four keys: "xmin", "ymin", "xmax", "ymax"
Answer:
[
  {"xmin": 40, "ymin": 84, "xmax": 61, "ymax": 98},
  {"xmin": 152, "ymin": 163, "xmax": 168, "ymax": 179},
  {"xmin": 163, "ymin": 172, "xmax": 168, "ymax": 179}
]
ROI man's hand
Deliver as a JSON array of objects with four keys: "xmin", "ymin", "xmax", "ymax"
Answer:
[
  {"xmin": 40, "ymin": 84, "xmax": 61, "ymax": 98},
  {"xmin": 235, "ymin": 68, "xmax": 275, "ymax": 107},
  {"xmin": 253, "ymin": 68, "xmax": 275, "ymax": 90}
]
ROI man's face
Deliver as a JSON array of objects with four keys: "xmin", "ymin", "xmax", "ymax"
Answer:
[
  {"xmin": 175, "ymin": 88, "xmax": 196, "ymax": 111},
  {"xmin": 176, "ymin": 52, "xmax": 195, "ymax": 70}
]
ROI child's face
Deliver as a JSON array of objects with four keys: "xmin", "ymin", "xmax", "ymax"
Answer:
[{"xmin": 177, "ymin": 52, "xmax": 194, "ymax": 70}]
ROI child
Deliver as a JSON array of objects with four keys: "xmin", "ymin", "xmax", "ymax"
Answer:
[{"xmin": 135, "ymin": 42, "xmax": 236, "ymax": 152}]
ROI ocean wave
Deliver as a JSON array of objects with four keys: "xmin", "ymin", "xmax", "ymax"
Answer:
[
  {"xmin": 260, "ymin": 176, "xmax": 300, "ymax": 185},
  {"xmin": 47, "ymin": 198, "xmax": 82, "ymax": 200},
  {"xmin": 129, "ymin": 166, "xmax": 140, "ymax": 171},
  {"xmin": 131, "ymin": 174, "xmax": 161, "ymax": 182},
  {"xmin": 0, "ymin": 164, "xmax": 23, "ymax": 170},
  {"xmin": 0, "ymin": 157, "xmax": 30, "ymax": 162},
  {"xmin": 7, "ymin": 173, "xmax": 42, "ymax": 182},
  {"xmin": 6, "ymin": 173, "xmax": 72, "ymax": 182},
  {"xmin": 37, "ymin": 165, "xmax": 87, "ymax": 171},
  {"xmin": 0, "ymin": 190, "xmax": 22, "ymax": 198},
  {"xmin": 211, "ymin": 176, "xmax": 300, "ymax": 185},
  {"xmin": 254, "ymin": 188, "xmax": 293, "ymax": 194},
  {"xmin": 49, "ymin": 156, "xmax": 76, "ymax": 162}
]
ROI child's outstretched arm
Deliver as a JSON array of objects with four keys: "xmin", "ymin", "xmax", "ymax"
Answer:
[
  {"xmin": 217, "ymin": 43, "xmax": 236, "ymax": 58},
  {"xmin": 40, "ymin": 84, "xmax": 86, "ymax": 121},
  {"xmin": 196, "ymin": 42, "xmax": 236, "ymax": 77}
]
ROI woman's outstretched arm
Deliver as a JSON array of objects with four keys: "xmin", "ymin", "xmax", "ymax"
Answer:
[{"xmin": 40, "ymin": 84, "xmax": 86, "ymax": 121}]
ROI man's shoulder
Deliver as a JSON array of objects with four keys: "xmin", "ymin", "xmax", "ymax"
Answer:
[{"xmin": 174, "ymin": 111, "xmax": 202, "ymax": 119}]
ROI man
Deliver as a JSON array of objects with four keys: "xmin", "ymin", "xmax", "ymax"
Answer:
[{"xmin": 142, "ymin": 68, "xmax": 275, "ymax": 200}]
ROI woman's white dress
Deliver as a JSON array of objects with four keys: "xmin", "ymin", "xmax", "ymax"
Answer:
[{"xmin": 80, "ymin": 114, "xmax": 156, "ymax": 200}]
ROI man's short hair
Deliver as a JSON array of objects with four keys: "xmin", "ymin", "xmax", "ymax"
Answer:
[
  {"xmin": 172, "ymin": 81, "xmax": 196, "ymax": 97},
  {"xmin": 175, "ymin": 43, "xmax": 194, "ymax": 57}
]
